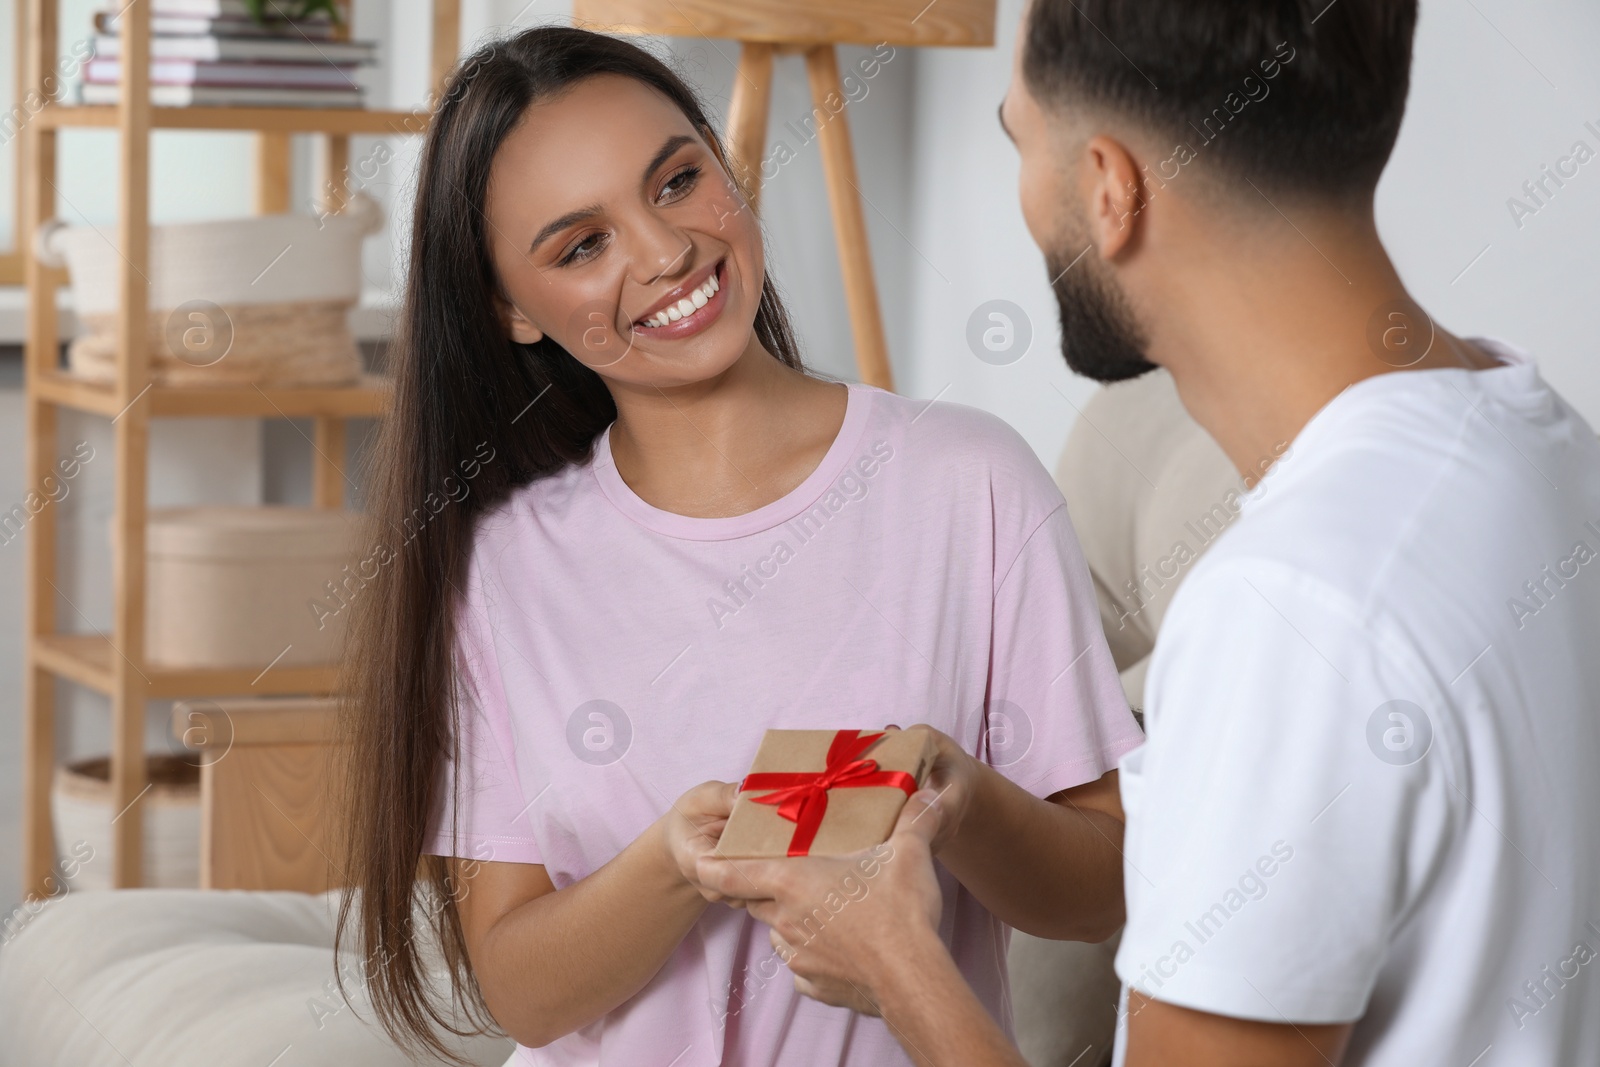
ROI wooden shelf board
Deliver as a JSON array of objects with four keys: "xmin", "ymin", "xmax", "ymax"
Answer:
[
  {"xmin": 33, "ymin": 633, "xmax": 114, "ymax": 693},
  {"xmin": 32, "ymin": 372, "xmax": 393, "ymax": 419},
  {"xmin": 31, "ymin": 371, "xmax": 121, "ymax": 417},
  {"xmin": 173, "ymin": 697, "xmax": 341, "ymax": 748},
  {"xmin": 37, "ymin": 104, "xmax": 431, "ymax": 136},
  {"xmin": 33, "ymin": 633, "xmax": 342, "ymax": 699}
]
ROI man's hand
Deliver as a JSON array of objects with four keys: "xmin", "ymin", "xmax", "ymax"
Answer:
[
  {"xmin": 697, "ymin": 788, "xmax": 948, "ymax": 1013},
  {"xmin": 895, "ymin": 726, "xmax": 1127, "ymax": 942}
]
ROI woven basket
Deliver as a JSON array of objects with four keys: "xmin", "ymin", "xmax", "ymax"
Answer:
[
  {"xmin": 51, "ymin": 754, "xmax": 201, "ymax": 890},
  {"xmin": 65, "ymin": 299, "xmax": 362, "ymax": 387},
  {"xmin": 35, "ymin": 194, "xmax": 383, "ymax": 388}
]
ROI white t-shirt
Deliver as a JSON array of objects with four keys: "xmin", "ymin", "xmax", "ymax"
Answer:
[{"xmin": 1112, "ymin": 340, "xmax": 1600, "ymax": 1065}]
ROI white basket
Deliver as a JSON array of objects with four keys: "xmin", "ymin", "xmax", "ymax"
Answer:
[
  {"xmin": 35, "ymin": 196, "xmax": 383, "ymax": 387},
  {"xmin": 51, "ymin": 754, "xmax": 201, "ymax": 890},
  {"xmin": 34, "ymin": 194, "xmax": 383, "ymax": 314}
]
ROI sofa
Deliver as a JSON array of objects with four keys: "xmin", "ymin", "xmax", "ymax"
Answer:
[
  {"xmin": 0, "ymin": 886, "xmax": 513, "ymax": 1066},
  {"xmin": 0, "ymin": 370, "xmax": 1240, "ymax": 1067}
]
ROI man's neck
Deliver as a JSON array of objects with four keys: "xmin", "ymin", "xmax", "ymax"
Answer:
[{"xmin": 1144, "ymin": 206, "xmax": 1496, "ymax": 484}]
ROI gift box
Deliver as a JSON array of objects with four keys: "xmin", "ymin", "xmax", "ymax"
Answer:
[{"xmin": 716, "ymin": 729, "xmax": 937, "ymax": 858}]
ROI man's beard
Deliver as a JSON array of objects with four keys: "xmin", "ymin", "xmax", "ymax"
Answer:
[{"xmin": 1045, "ymin": 240, "xmax": 1157, "ymax": 383}]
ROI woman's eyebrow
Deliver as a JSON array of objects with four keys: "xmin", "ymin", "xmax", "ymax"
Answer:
[
  {"xmin": 527, "ymin": 134, "xmax": 699, "ymax": 255},
  {"xmin": 642, "ymin": 134, "xmax": 696, "ymax": 183},
  {"xmin": 529, "ymin": 204, "xmax": 603, "ymax": 254}
]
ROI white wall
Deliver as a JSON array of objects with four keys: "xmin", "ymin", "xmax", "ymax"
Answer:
[{"xmin": 900, "ymin": 0, "xmax": 1085, "ymax": 469}]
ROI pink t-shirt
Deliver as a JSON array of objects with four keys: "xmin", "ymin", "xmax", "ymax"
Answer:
[{"xmin": 424, "ymin": 382, "xmax": 1143, "ymax": 1066}]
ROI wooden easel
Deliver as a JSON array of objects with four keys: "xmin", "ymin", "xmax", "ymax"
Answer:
[{"xmin": 573, "ymin": 0, "xmax": 997, "ymax": 392}]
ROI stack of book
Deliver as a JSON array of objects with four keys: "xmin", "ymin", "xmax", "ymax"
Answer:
[{"xmin": 78, "ymin": 0, "xmax": 377, "ymax": 109}]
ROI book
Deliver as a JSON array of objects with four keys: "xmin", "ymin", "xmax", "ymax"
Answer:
[
  {"xmin": 85, "ymin": 57, "xmax": 360, "ymax": 89},
  {"xmin": 139, "ymin": 0, "xmax": 337, "ymax": 17},
  {"xmin": 92, "ymin": 32, "xmax": 376, "ymax": 64},
  {"xmin": 94, "ymin": 10, "xmax": 337, "ymax": 37},
  {"xmin": 77, "ymin": 80, "xmax": 364, "ymax": 108}
]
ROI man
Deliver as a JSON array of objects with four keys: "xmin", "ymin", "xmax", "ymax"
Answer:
[{"xmin": 698, "ymin": 1, "xmax": 1600, "ymax": 1064}]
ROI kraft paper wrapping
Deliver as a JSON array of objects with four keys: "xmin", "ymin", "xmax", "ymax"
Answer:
[{"xmin": 716, "ymin": 728, "xmax": 937, "ymax": 859}]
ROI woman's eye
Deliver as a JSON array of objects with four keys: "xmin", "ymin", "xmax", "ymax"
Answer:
[
  {"xmin": 556, "ymin": 165, "xmax": 700, "ymax": 265},
  {"xmin": 561, "ymin": 232, "xmax": 606, "ymax": 265},
  {"xmin": 660, "ymin": 164, "xmax": 702, "ymax": 203}
]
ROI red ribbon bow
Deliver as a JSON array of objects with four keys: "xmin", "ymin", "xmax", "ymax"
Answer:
[{"xmin": 739, "ymin": 730, "xmax": 920, "ymax": 857}]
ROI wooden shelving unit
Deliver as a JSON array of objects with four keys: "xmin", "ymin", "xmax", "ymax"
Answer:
[{"xmin": 19, "ymin": 0, "xmax": 461, "ymax": 898}]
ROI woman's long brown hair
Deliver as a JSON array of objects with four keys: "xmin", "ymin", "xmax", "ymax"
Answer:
[{"xmin": 334, "ymin": 26, "xmax": 804, "ymax": 1061}]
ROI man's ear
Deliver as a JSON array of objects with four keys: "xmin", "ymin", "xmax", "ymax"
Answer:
[
  {"xmin": 1081, "ymin": 133, "xmax": 1146, "ymax": 260},
  {"xmin": 495, "ymin": 291, "xmax": 545, "ymax": 345}
]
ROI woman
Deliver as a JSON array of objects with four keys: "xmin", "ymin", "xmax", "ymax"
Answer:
[{"xmin": 337, "ymin": 25, "xmax": 1142, "ymax": 1067}]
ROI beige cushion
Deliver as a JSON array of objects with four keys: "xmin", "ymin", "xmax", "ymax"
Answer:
[
  {"xmin": 1008, "ymin": 369, "xmax": 1240, "ymax": 1067},
  {"xmin": 0, "ymin": 887, "xmax": 513, "ymax": 1067},
  {"xmin": 1052, "ymin": 369, "xmax": 1239, "ymax": 710}
]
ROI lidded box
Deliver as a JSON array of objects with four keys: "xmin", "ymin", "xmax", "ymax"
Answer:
[{"xmin": 142, "ymin": 506, "xmax": 361, "ymax": 669}]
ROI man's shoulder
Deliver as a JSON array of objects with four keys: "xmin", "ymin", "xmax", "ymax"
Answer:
[
  {"xmin": 1151, "ymin": 352, "xmax": 1600, "ymax": 723},
  {"xmin": 1191, "ymin": 358, "xmax": 1600, "ymax": 627},
  {"xmin": 1177, "ymin": 446, "xmax": 1440, "ymax": 633},
  {"xmin": 1148, "ymin": 392, "xmax": 1494, "ymax": 703}
]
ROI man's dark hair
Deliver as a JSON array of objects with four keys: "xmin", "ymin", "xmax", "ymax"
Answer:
[{"xmin": 1022, "ymin": 0, "xmax": 1419, "ymax": 198}]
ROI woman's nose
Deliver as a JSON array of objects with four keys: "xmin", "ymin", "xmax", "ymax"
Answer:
[{"xmin": 629, "ymin": 212, "xmax": 696, "ymax": 286}]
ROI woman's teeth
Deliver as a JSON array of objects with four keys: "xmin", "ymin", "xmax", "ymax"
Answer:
[{"xmin": 640, "ymin": 270, "xmax": 720, "ymax": 328}]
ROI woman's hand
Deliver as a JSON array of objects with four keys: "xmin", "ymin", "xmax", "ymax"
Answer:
[
  {"xmin": 893, "ymin": 725, "xmax": 982, "ymax": 854},
  {"xmin": 458, "ymin": 785, "xmax": 734, "ymax": 1048},
  {"xmin": 659, "ymin": 779, "xmax": 741, "ymax": 903}
]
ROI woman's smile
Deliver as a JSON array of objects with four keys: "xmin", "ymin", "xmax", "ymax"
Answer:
[{"xmin": 631, "ymin": 256, "xmax": 730, "ymax": 341}]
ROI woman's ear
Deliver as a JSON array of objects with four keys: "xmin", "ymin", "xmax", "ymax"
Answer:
[{"xmin": 495, "ymin": 291, "xmax": 545, "ymax": 345}]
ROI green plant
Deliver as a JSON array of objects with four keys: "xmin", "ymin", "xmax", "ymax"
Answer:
[{"xmin": 241, "ymin": 0, "xmax": 345, "ymax": 26}]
